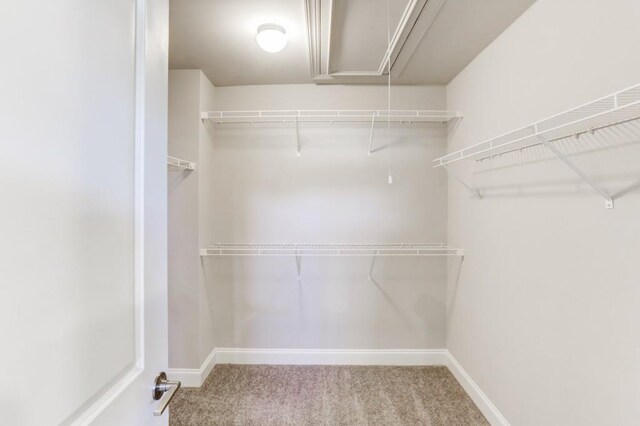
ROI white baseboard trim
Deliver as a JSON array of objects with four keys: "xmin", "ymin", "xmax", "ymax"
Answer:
[
  {"xmin": 169, "ymin": 348, "xmax": 446, "ymax": 386},
  {"xmin": 167, "ymin": 346, "xmax": 510, "ymax": 426},
  {"xmin": 166, "ymin": 349, "xmax": 217, "ymax": 387},
  {"xmin": 446, "ymin": 351, "xmax": 510, "ymax": 426},
  {"xmin": 215, "ymin": 348, "xmax": 448, "ymax": 366}
]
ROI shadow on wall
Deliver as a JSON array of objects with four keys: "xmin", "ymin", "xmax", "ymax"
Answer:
[
  {"xmin": 201, "ymin": 256, "xmax": 450, "ymax": 349},
  {"xmin": 445, "ymin": 256, "xmax": 465, "ymax": 326},
  {"xmin": 168, "ymin": 167, "xmax": 193, "ymax": 191}
]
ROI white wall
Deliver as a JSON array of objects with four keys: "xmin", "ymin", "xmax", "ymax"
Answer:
[
  {"xmin": 446, "ymin": 1, "xmax": 640, "ymax": 424},
  {"xmin": 168, "ymin": 70, "xmax": 216, "ymax": 369},
  {"xmin": 169, "ymin": 81, "xmax": 451, "ymax": 362},
  {"xmin": 212, "ymin": 84, "xmax": 446, "ymax": 110},
  {"xmin": 168, "ymin": 70, "xmax": 200, "ymax": 368},
  {"xmin": 194, "ymin": 84, "xmax": 451, "ymax": 350},
  {"xmin": 197, "ymin": 72, "xmax": 217, "ymax": 362}
]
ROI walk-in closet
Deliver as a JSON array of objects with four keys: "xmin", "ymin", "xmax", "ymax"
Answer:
[
  {"xmin": 4, "ymin": 0, "xmax": 640, "ymax": 425},
  {"xmin": 164, "ymin": 1, "xmax": 640, "ymax": 424}
]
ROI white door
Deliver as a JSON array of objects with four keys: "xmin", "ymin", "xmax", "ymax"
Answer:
[{"xmin": 0, "ymin": 0, "xmax": 170, "ymax": 425}]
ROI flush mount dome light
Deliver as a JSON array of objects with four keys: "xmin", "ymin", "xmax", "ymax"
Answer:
[{"xmin": 256, "ymin": 24, "xmax": 287, "ymax": 53}]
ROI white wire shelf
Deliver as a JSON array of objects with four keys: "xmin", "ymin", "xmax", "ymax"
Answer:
[
  {"xmin": 201, "ymin": 110, "xmax": 461, "ymax": 156},
  {"xmin": 200, "ymin": 243, "xmax": 464, "ymax": 257},
  {"xmin": 433, "ymin": 83, "xmax": 640, "ymax": 208},
  {"xmin": 167, "ymin": 156, "xmax": 195, "ymax": 171},
  {"xmin": 201, "ymin": 110, "xmax": 461, "ymax": 125},
  {"xmin": 433, "ymin": 83, "xmax": 640, "ymax": 167}
]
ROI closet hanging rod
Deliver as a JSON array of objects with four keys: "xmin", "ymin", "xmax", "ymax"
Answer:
[
  {"xmin": 201, "ymin": 110, "xmax": 461, "ymax": 124},
  {"xmin": 167, "ymin": 156, "xmax": 195, "ymax": 171},
  {"xmin": 199, "ymin": 243, "xmax": 464, "ymax": 257},
  {"xmin": 432, "ymin": 82, "xmax": 640, "ymax": 167}
]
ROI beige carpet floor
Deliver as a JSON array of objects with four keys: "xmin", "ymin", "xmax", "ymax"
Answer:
[{"xmin": 169, "ymin": 364, "xmax": 489, "ymax": 425}]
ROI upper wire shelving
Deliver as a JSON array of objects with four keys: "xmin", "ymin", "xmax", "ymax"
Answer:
[
  {"xmin": 432, "ymin": 83, "xmax": 640, "ymax": 208},
  {"xmin": 201, "ymin": 110, "xmax": 461, "ymax": 156},
  {"xmin": 201, "ymin": 110, "xmax": 461, "ymax": 124},
  {"xmin": 167, "ymin": 156, "xmax": 195, "ymax": 171},
  {"xmin": 200, "ymin": 243, "xmax": 463, "ymax": 257}
]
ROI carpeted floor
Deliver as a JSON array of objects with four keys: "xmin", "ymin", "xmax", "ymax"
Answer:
[{"xmin": 169, "ymin": 364, "xmax": 489, "ymax": 425}]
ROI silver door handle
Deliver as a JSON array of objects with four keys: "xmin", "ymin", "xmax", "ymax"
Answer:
[{"xmin": 152, "ymin": 372, "xmax": 181, "ymax": 416}]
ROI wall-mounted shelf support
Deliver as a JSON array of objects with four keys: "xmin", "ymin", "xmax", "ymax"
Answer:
[
  {"xmin": 442, "ymin": 165, "xmax": 482, "ymax": 199},
  {"xmin": 295, "ymin": 255, "xmax": 302, "ymax": 282},
  {"xmin": 367, "ymin": 116, "xmax": 376, "ymax": 156},
  {"xmin": 368, "ymin": 255, "xmax": 376, "ymax": 280},
  {"xmin": 167, "ymin": 156, "xmax": 195, "ymax": 171},
  {"xmin": 536, "ymin": 134, "xmax": 614, "ymax": 208},
  {"xmin": 295, "ymin": 118, "xmax": 301, "ymax": 157}
]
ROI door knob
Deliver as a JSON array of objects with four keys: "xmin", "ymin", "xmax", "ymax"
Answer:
[{"xmin": 152, "ymin": 372, "xmax": 181, "ymax": 416}]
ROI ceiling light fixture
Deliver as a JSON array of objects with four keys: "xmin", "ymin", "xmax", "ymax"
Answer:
[{"xmin": 256, "ymin": 24, "xmax": 287, "ymax": 53}]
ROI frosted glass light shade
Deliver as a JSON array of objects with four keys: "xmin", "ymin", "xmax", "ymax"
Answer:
[{"xmin": 256, "ymin": 24, "xmax": 287, "ymax": 53}]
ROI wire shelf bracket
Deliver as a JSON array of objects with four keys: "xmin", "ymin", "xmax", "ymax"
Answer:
[
  {"xmin": 295, "ymin": 117, "xmax": 301, "ymax": 157},
  {"xmin": 367, "ymin": 115, "xmax": 376, "ymax": 156},
  {"xmin": 295, "ymin": 255, "xmax": 302, "ymax": 282},
  {"xmin": 442, "ymin": 164, "xmax": 482, "ymax": 199},
  {"xmin": 167, "ymin": 156, "xmax": 195, "ymax": 171},
  {"xmin": 432, "ymin": 83, "xmax": 640, "ymax": 208},
  {"xmin": 536, "ymin": 134, "xmax": 614, "ymax": 208},
  {"xmin": 368, "ymin": 255, "xmax": 377, "ymax": 280}
]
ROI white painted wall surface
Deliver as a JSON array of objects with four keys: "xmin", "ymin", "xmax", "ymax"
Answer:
[
  {"xmin": 212, "ymin": 84, "xmax": 446, "ymax": 111},
  {"xmin": 204, "ymin": 85, "xmax": 450, "ymax": 349},
  {"xmin": 446, "ymin": 0, "xmax": 640, "ymax": 424},
  {"xmin": 168, "ymin": 70, "xmax": 216, "ymax": 369},
  {"xmin": 168, "ymin": 70, "xmax": 201, "ymax": 368},
  {"xmin": 197, "ymin": 73, "xmax": 217, "ymax": 363}
]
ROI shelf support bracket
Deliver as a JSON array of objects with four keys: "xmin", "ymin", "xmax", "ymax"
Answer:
[
  {"xmin": 536, "ymin": 135, "xmax": 614, "ymax": 208},
  {"xmin": 368, "ymin": 116, "xmax": 376, "ymax": 155},
  {"xmin": 295, "ymin": 118, "xmax": 301, "ymax": 157},
  {"xmin": 368, "ymin": 255, "xmax": 377, "ymax": 280},
  {"xmin": 442, "ymin": 165, "xmax": 482, "ymax": 199},
  {"xmin": 295, "ymin": 254, "xmax": 301, "ymax": 282}
]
